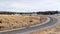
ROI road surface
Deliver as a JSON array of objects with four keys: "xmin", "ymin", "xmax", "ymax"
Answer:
[{"xmin": 0, "ymin": 16, "xmax": 59, "ymax": 34}]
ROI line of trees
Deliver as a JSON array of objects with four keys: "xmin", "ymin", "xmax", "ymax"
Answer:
[
  {"xmin": 0, "ymin": 11, "xmax": 59, "ymax": 15},
  {"xmin": 36, "ymin": 11, "xmax": 58, "ymax": 15}
]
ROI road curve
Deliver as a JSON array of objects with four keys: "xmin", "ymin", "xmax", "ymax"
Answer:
[{"xmin": 0, "ymin": 16, "xmax": 59, "ymax": 34}]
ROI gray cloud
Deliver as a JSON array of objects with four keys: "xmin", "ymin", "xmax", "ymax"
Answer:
[{"xmin": 0, "ymin": 0, "xmax": 60, "ymax": 12}]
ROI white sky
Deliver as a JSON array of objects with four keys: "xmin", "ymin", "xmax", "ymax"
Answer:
[{"xmin": 0, "ymin": 0, "xmax": 60, "ymax": 12}]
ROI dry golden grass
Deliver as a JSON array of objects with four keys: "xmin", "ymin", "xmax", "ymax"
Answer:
[{"xmin": 0, "ymin": 14, "xmax": 46, "ymax": 30}]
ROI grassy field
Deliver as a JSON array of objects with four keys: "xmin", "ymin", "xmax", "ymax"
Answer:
[{"xmin": 0, "ymin": 15, "xmax": 47, "ymax": 31}]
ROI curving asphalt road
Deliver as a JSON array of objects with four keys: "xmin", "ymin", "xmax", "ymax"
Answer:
[{"xmin": 0, "ymin": 16, "xmax": 60, "ymax": 34}]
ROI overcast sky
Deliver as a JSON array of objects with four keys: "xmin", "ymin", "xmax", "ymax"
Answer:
[{"xmin": 0, "ymin": 0, "xmax": 60, "ymax": 12}]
